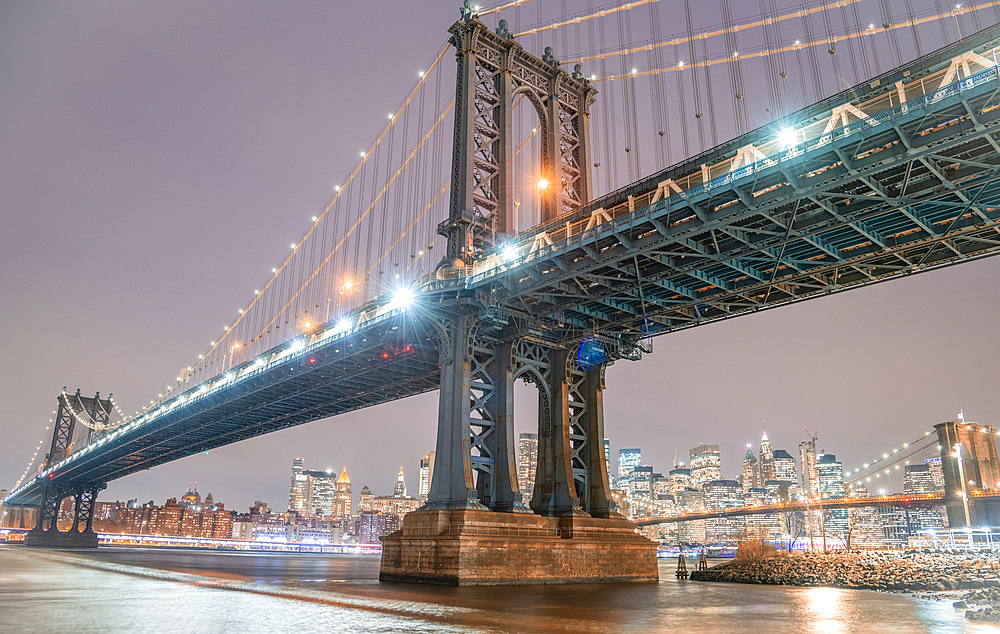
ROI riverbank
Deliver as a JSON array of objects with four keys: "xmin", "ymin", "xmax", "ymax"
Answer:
[
  {"xmin": 690, "ymin": 550, "xmax": 1000, "ymax": 623},
  {"xmin": 0, "ymin": 546, "xmax": 976, "ymax": 632}
]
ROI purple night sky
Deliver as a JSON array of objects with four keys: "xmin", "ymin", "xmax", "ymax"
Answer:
[{"xmin": 2, "ymin": 1, "xmax": 999, "ymax": 512}]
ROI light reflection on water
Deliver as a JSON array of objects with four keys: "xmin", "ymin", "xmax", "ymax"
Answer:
[{"xmin": 0, "ymin": 546, "xmax": 992, "ymax": 633}]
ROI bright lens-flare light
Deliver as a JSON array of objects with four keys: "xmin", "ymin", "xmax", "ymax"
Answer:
[
  {"xmin": 502, "ymin": 244, "xmax": 518, "ymax": 262},
  {"xmin": 778, "ymin": 127, "xmax": 798, "ymax": 148},
  {"xmin": 537, "ymin": 178, "xmax": 550, "ymax": 191},
  {"xmin": 389, "ymin": 287, "xmax": 415, "ymax": 310},
  {"xmin": 335, "ymin": 318, "xmax": 353, "ymax": 334}
]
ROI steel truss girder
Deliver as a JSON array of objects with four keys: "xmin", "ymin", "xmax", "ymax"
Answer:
[{"xmin": 491, "ymin": 75, "xmax": 1000, "ymax": 343}]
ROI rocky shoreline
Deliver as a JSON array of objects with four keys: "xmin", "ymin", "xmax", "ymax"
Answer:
[{"xmin": 689, "ymin": 550, "xmax": 1000, "ymax": 623}]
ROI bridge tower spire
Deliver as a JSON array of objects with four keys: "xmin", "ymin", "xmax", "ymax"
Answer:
[{"xmin": 437, "ymin": 6, "xmax": 595, "ymax": 267}]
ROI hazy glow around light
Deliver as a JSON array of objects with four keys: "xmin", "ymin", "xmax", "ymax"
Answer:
[
  {"xmin": 778, "ymin": 127, "xmax": 798, "ymax": 148},
  {"xmin": 389, "ymin": 287, "xmax": 415, "ymax": 310},
  {"xmin": 502, "ymin": 244, "xmax": 518, "ymax": 262},
  {"xmin": 335, "ymin": 318, "xmax": 353, "ymax": 334}
]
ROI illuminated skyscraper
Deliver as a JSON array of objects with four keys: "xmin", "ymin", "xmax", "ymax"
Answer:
[
  {"xmin": 618, "ymin": 448, "xmax": 641, "ymax": 485},
  {"xmin": 306, "ymin": 469, "xmax": 337, "ymax": 516},
  {"xmin": 689, "ymin": 444, "xmax": 721, "ymax": 488},
  {"xmin": 676, "ymin": 488, "xmax": 705, "ymax": 543},
  {"xmin": 742, "ymin": 446, "xmax": 759, "ymax": 494},
  {"xmin": 815, "ymin": 453, "xmax": 845, "ymax": 499},
  {"xmin": 904, "ymin": 463, "xmax": 948, "ymax": 533},
  {"xmin": 759, "ymin": 428, "xmax": 775, "ymax": 483},
  {"xmin": 798, "ymin": 441, "xmax": 819, "ymax": 499},
  {"xmin": 288, "ymin": 457, "xmax": 310, "ymax": 514},
  {"xmin": 704, "ymin": 480, "xmax": 744, "ymax": 543},
  {"xmin": 333, "ymin": 467, "xmax": 352, "ymax": 520},
  {"xmin": 667, "ymin": 467, "xmax": 691, "ymax": 495},
  {"xmin": 772, "ymin": 449, "xmax": 797, "ymax": 484},
  {"xmin": 418, "ymin": 452, "xmax": 435, "ymax": 504},
  {"xmin": 518, "ymin": 433, "xmax": 538, "ymax": 505},
  {"xmin": 815, "ymin": 452, "xmax": 848, "ymax": 540},
  {"xmin": 393, "ymin": 467, "xmax": 407, "ymax": 498}
]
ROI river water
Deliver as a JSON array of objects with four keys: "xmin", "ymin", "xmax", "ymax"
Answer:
[{"xmin": 0, "ymin": 546, "xmax": 993, "ymax": 633}]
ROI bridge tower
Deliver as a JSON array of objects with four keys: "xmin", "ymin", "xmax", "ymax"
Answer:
[
  {"xmin": 23, "ymin": 390, "xmax": 110, "ymax": 548},
  {"xmin": 379, "ymin": 3, "xmax": 657, "ymax": 585},
  {"xmin": 934, "ymin": 421, "xmax": 1000, "ymax": 529}
]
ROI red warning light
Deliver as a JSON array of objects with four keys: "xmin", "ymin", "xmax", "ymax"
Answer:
[
  {"xmin": 382, "ymin": 352, "xmax": 390, "ymax": 359},
  {"xmin": 309, "ymin": 357, "xmax": 316, "ymax": 364},
  {"xmin": 405, "ymin": 346, "xmax": 412, "ymax": 352}
]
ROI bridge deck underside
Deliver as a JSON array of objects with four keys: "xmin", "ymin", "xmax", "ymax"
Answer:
[
  {"xmin": 8, "ymin": 318, "xmax": 441, "ymax": 505},
  {"xmin": 484, "ymin": 39, "xmax": 1000, "ymax": 345}
]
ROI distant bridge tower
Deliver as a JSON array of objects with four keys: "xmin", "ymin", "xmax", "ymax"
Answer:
[
  {"xmin": 935, "ymin": 420, "xmax": 1000, "ymax": 529},
  {"xmin": 23, "ymin": 389, "xmax": 112, "ymax": 548},
  {"xmin": 380, "ymin": 4, "xmax": 656, "ymax": 585}
]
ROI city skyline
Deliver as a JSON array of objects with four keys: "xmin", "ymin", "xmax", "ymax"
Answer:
[{"xmin": 2, "ymin": 2, "xmax": 999, "ymax": 513}]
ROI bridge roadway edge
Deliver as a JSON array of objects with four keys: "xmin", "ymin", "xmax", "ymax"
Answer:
[{"xmin": 378, "ymin": 508, "xmax": 658, "ymax": 585}]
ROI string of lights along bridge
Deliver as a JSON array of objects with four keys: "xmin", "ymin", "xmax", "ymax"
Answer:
[{"xmin": 6, "ymin": 0, "xmax": 1000, "ymax": 583}]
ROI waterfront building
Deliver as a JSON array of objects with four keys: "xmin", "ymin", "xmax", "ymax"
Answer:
[
  {"xmin": 773, "ymin": 449, "xmax": 797, "ymax": 484},
  {"xmin": 742, "ymin": 447, "xmax": 760, "ymax": 494},
  {"xmin": 618, "ymin": 448, "xmax": 641, "ymax": 486},
  {"xmin": 690, "ymin": 444, "xmax": 722, "ymax": 488},
  {"xmin": 704, "ymin": 480, "xmax": 744, "ymax": 543},
  {"xmin": 333, "ymin": 467, "xmax": 352, "ymax": 520},
  {"xmin": 288, "ymin": 457, "xmax": 309, "ymax": 514},
  {"xmin": 115, "ymin": 493, "xmax": 232, "ymax": 539},
  {"xmin": 418, "ymin": 451, "xmax": 435, "ymax": 504},
  {"xmin": 518, "ymin": 433, "xmax": 538, "ymax": 506},
  {"xmin": 759, "ymin": 429, "xmax": 775, "ymax": 483}
]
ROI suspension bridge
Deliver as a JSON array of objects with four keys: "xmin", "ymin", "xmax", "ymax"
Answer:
[
  {"xmin": 6, "ymin": 0, "xmax": 1000, "ymax": 583},
  {"xmin": 637, "ymin": 418, "xmax": 1000, "ymax": 528}
]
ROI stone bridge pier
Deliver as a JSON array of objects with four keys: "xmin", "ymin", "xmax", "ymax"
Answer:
[{"xmin": 379, "ymin": 313, "xmax": 658, "ymax": 585}]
